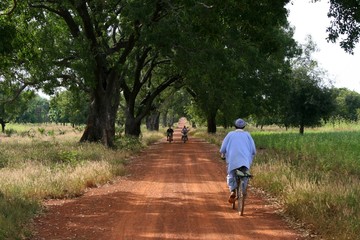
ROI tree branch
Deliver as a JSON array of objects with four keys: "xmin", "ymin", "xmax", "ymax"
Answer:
[
  {"xmin": 0, "ymin": 0, "xmax": 17, "ymax": 15},
  {"xmin": 29, "ymin": 3, "xmax": 80, "ymax": 37},
  {"xmin": 136, "ymin": 74, "xmax": 182, "ymax": 121},
  {"xmin": 0, "ymin": 84, "xmax": 28, "ymax": 104}
]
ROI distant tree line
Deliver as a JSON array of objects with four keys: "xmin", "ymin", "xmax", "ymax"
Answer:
[{"xmin": 1, "ymin": 83, "xmax": 360, "ymax": 135}]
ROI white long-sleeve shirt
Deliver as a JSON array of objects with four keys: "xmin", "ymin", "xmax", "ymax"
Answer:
[{"xmin": 220, "ymin": 129, "xmax": 256, "ymax": 173}]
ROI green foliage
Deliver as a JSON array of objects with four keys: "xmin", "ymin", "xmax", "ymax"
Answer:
[
  {"xmin": 0, "ymin": 18, "xmax": 17, "ymax": 55},
  {"xmin": 47, "ymin": 129, "xmax": 55, "ymax": 136},
  {"xmin": 115, "ymin": 136, "xmax": 143, "ymax": 152},
  {"xmin": 4, "ymin": 128, "xmax": 16, "ymax": 137},
  {"xmin": 55, "ymin": 150, "xmax": 80, "ymax": 165},
  {"xmin": 158, "ymin": 89, "xmax": 193, "ymax": 127},
  {"xmin": 175, "ymin": 0, "xmax": 298, "ymax": 132},
  {"xmin": 283, "ymin": 38, "xmax": 336, "ymax": 133},
  {"xmin": 0, "ymin": 90, "xmax": 36, "ymax": 130},
  {"xmin": 49, "ymin": 90, "xmax": 88, "ymax": 125},
  {"xmin": 16, "ymin": 95, "xmax": 49, "ymax": 123},
  {"xmin": 326, "ymin": 0, "xmax": 360, "ymax": 53},
  {"xmin": 3, "ymin": 0, "xmax": 299, "ymax": 143},
  {"xmin": 332, "ymin": 88, "xmax": 360, "ymax": 122},
  {"xmin": 0, "ymin": 9, "xmax": 44, "ymax": 127},
  {"xmin": 37, "ymin": 127, "xmax": 46, "ymax": 135},
  {"xmin": 3, "ymin": 0, "xmax": 353, "ymax": 151}
]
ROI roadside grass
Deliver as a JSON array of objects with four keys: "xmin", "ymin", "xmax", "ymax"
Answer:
[
  {"xmin": 194, "ymin": 124, "xmax": 360, "ymax": 239},
  {"xmin": 0, "ymin": 123, "xmax": 164, "ymax": 240}
]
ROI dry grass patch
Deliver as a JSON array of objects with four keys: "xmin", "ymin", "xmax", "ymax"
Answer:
[
  {"xmin": 0, "ymin": 123, "xmax": 163, "ymax": 239},
  {"xmin": 0, "ymin": 161, "xmax": 115, "ymax": 200}
]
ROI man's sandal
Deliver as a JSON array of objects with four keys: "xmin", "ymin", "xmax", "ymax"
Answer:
[{"xmin": 228, "ymin": 191, "xmax": 236, "ymax": 204}]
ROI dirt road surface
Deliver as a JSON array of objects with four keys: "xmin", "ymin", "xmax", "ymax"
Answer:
[{"xmin": 31, "ymin": 118, "xmax": 305, "ymax": 240}]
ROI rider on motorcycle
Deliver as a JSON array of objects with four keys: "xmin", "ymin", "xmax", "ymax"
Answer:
[
  {"xmin": 166, "ymin": 126, "xmax": 174, "ymax": 141},
  {"xmin": 181, "ymin": 126, "xmax": 188, "ymax": 141}
]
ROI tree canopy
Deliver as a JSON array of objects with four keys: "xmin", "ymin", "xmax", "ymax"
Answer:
[
  {"xmin": 325, "ymin": 0, "xmax": 360, "ymax": 53},
  {"xmin": 1, "ymin": 0, "xmax": 298, "ymax": 145},
  {"xmin": 3, "ymin": 0, "xmax": 358, "ymax": 145}
]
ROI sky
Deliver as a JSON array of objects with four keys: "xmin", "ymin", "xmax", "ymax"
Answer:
[{"xmin": 286, "ymin": 0, "xmax": 360, "ymax": 93}]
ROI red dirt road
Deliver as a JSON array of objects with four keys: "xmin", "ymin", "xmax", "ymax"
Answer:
[{"xmin": 31, "ymin": 119, "xmax": 305, "ymax": 240}]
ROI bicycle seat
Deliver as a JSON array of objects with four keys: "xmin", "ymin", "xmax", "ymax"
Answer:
[{"xmin": 235, "ymin": 167, "xmax": 251, "ymax": 177}]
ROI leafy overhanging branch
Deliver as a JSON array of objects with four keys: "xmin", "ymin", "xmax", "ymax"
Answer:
[{"xmin": 0, "ymin": 0, "xmax": 17, "ymax": 15}]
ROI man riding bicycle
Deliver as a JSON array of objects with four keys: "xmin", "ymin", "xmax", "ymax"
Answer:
[{"xmin": 220, "ymin": 118, "xmax": 256, "ymax": 204}]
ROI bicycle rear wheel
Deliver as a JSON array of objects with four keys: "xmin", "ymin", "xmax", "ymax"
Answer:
[
  {"xmin": 232, "ymin": 189, "xmax": 236, "ymax": 210},
  {"xmin": 237, "ymin": 179, "xmax": 247, "ymax": 216}
]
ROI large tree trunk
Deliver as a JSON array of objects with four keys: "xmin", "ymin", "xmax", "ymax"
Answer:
[
  {"xmin": 161, "ymin": 110, "xmax": 169, "ymax": 127},
  {"xmin": 207, "ymin": 113, "xmax": 217, "ymax": 133},
  {"xmin": 80, "ymin": 71, "xmax": 121, "ymax": 147},
  {"xmin": 80, "ymin": 99, "xmax": 116, "ymax": 147},
  {"xmin": 299, "ymin": 124, "xmax": 305, "ymax": 134},
  {"xmin": 146, "ymin": 111, "xmax": 160, "ymax": 131},
  {"xmin": 0, "ymin": 119, "xmax": 6, "ymax": 133},
  {"xmin": 125, "ymin": 114, "xmax": 142, "ymax": 137}
]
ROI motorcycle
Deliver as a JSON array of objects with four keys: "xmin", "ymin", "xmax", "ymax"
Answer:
[
  {"xmin": 181, "ymin": 133, "xmax": 188, "ymax": 143},
  {"xmin": 167, "ymin": 133, "xmax": 173, "ymax": 143}
]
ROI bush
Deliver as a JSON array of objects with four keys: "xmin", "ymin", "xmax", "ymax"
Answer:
[{"xmin": 5, "ymin": 129, "xmax": 16, "ymax": 137}]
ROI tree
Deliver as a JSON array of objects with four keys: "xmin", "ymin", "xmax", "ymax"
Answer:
[
  {"xmin": 120, "ymin": 46, "xmax": 182, "ymax": 136},
  {"xmin": 178, "ymin": 0, "xmax": 297, "ymax": 133},
  {"xmin": 2, "ymin": 1, "xmax": 183, "ymax": 146},
  {"xmin": 1, "ymin": 4, "xmax": 45, "ymax": 131},
  {"xmin": 0, "ymin": 89, "xmax": 34, "ymax": 132},
  {"xmin": 49, "ymin": 90, "xmax": 88, "ymax": 126},
  {"xmin": 4, "ymin": 0, "xmax": 300, "ymax": 145},
  {"xmin": 284, "ymin": 38, "xmax": 336, "ymax": 134},
  {"xmin": 285, "ymin": 68, "xmax": 336, "ymax": 134},
  {"xmin": 333, "ymin": 88, "xmax": 360, "ymax": 122},
  {"xmin": 6, "ymin": 1, "xmax": 218, "ymax": 144},
  {"xmin": 16, "ymin": 95, "xmax": 49, "ymax": 123},
  {"xmin": 155, "ymin": 87, "xmax": 192, "ymax": 128},
  {"xmin": 325, "ymin": 0, "xmax": 360, "ymax": 53},
  {"xmin": 144, "ymin": 85, "xmax": 189, "ymax": 131}
]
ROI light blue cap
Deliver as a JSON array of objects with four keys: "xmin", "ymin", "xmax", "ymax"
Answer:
[{"xmin": 234, "ymin": 118, "xmax": 246, "ymax": 128}]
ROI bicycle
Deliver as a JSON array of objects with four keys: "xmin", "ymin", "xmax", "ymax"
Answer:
[{"xmin": 232, "ymin": 166, "xmax": 252, "ymax": 216}]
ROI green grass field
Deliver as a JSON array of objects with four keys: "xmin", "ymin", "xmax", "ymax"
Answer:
[
  {"xmin": 252, "ymin": 131, "xmax": 360, "ymax": 239},
  {"xmin": 194, "ymin": 123, "xmax": 360, "ymax": 239}
]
